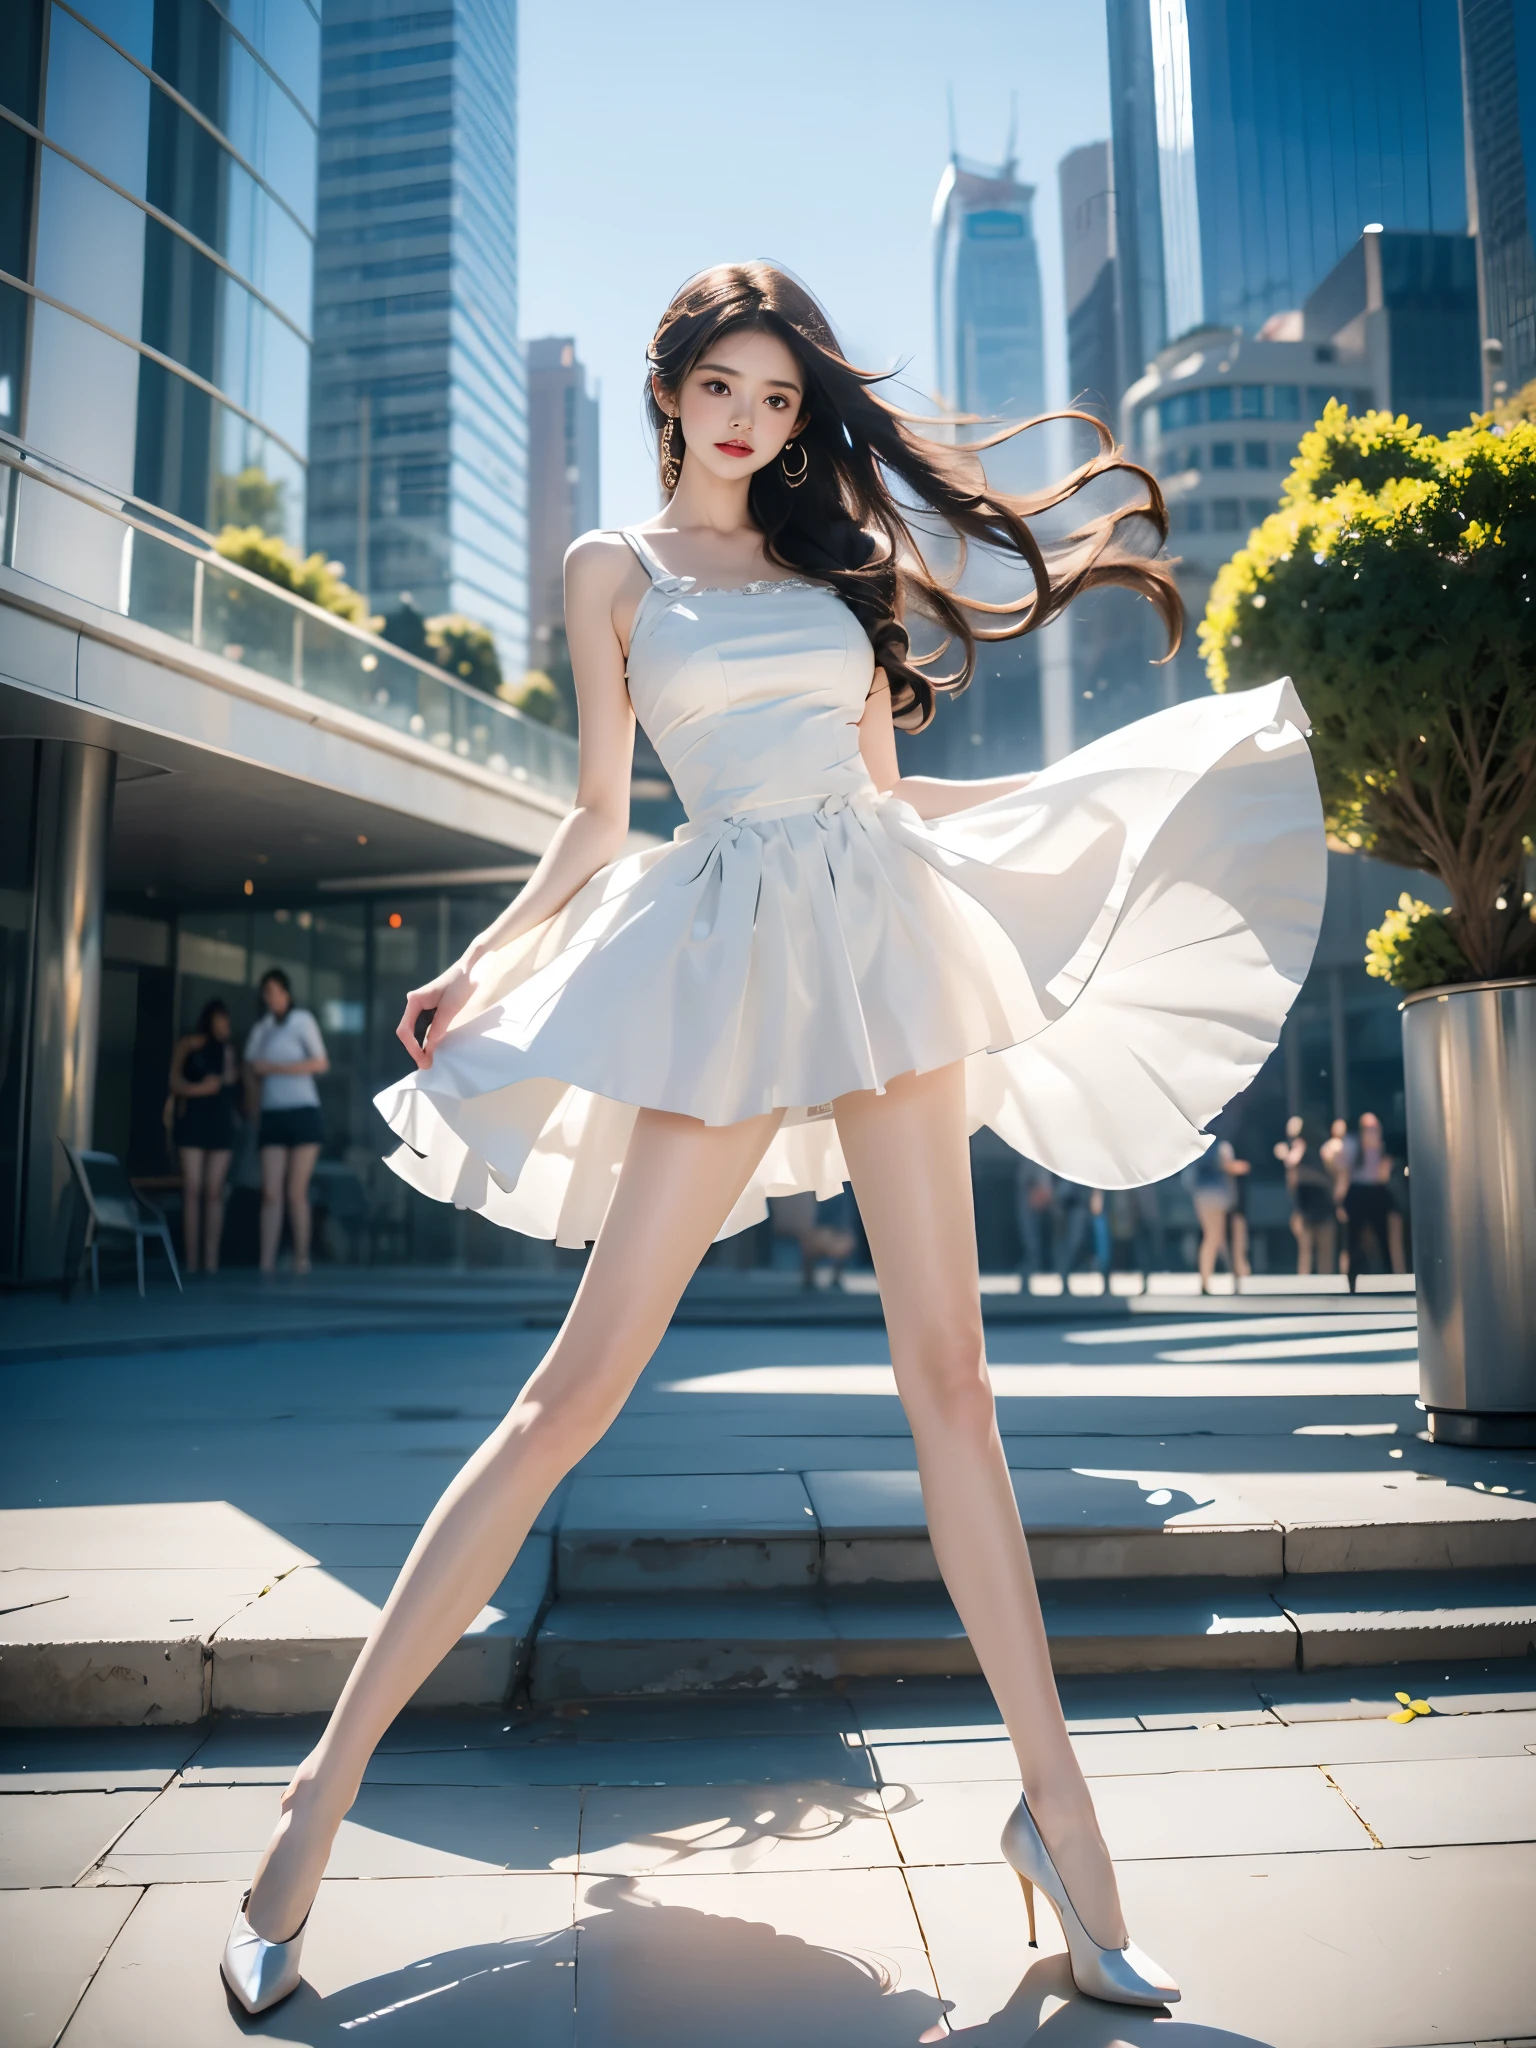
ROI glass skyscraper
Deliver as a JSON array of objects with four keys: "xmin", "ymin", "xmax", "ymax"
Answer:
[
  {"xmin": 933, "ymin": 150, "xmax": 1046, "ymax": 487},
  {"xmin": 1109, "ymin": 0, "xmax": 1467, "ymax": 374},
  {"xmin": 1460, "ymin": 0, "xmax": 1536, "ymax": 400},
  {"xmin": 1, "ymin": 0, "xmax": 319, "ymax": 546},
  {"xmin": 306, "ymin": 0, "xmax": 526, "ymax": 675}
]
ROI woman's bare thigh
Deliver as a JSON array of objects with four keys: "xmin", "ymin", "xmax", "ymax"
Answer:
[{"xmin": 832, "ymin": 1064, "xmax": 984, "ymax": 1366}]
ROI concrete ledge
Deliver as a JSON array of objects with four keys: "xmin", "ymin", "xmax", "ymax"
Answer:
[
  {"xmin": 807, "ymin": 1469, "xmax": 1284, "ymax": 1584},
  {"xmin": 1281, "ymin": 1571, "xmax": 1536, "ymax": 1668},
  {"xmin": 557, "ymin": 1476, "xmax": 821, "ymax": 1594},
  {"xmin": 210, "ymin": 1540, "xmax": 553, "ymax": 1715}
]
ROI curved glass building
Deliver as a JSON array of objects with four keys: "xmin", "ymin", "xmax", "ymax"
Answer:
[{"xmin": 1, "ymin": 0, "xmax": 318, "ymax": 543}]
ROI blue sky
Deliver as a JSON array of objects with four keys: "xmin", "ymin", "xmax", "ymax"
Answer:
[{"xmin": 518, "ymin": 1, "xmax": 1112, "ymax": 528}]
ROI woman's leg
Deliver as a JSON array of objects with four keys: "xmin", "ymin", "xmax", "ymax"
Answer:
[
  {"xmin": 1195, "ymin": 1196, "xmax": 1227, "ymax": 1289},
  {"xmin": 258, "ymin": 1145, "xmax": 287, "ymax": 1273},
  {"xmin": 203, "ymin": 1151, "xmax": 231, "ymax": 1273},
  {"xmin": 285, "ymin": 1143, "xmax": 321, "ymax": 1274},
  {"xmin": 179, "ymin": 1149, "xmax": 205, "ymax": 1270},
  {"xmin": 243, "ymin": 1103, "xmax": 783, "ymax": 1943},
  {"xmin": 834, "ymin": 1064, "xmax": 1128, "ymax": 1953}
]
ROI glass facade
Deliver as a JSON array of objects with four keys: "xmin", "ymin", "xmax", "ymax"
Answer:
[
  {"xmin": 1461, "ymin": 0, "xmax": 1536, "ymax": 399},
  {"xmin": 1109, "ymin": 0, "xmax": 1467, "ymax": 365},
  {"xmin": 1, "ymin": 0, "xmax": 318, "ymax": 541},
  {"xmin": 306, "ymin": 0, "xmax": 527, "ymax": 675},
  {"xmin": 933, "ymin": 153, "xmax": 1047, "ymax": 491}
]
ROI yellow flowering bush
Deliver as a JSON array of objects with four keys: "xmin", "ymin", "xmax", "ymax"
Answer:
[{"xmin": 1201, "ymin": 403, "xmax": 1536, "ymax": 983}]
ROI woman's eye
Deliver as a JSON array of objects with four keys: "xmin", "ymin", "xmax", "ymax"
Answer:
[
  {"xmin": 765, "ymin": 395, "xmax": 787, "ymax": 410},
  {"xmin": 703, "ymin": 380, "xmax": 728, "ymax": 395}
]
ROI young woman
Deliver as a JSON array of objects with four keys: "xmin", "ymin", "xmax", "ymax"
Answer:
[
  {"xmin": 243, "ymin": 967, "xmax": 329, "ymax": 1276},
  {"xmin": 168, "ymin": 998, "xmax": 239, "ymax": 1273},
  {"xmin": 1275, "ymin": 1113, "xmax": 1336, "ymax": 1277},
  {"xmin": 223, "ymin": 264, "xmax": 1325, "ymax": 2015}
]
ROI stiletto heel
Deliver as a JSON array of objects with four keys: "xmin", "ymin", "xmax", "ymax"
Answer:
[
  {"xmin": 1001, "ymin": 1796, "xmax": 1179, "ymax": 2008},
  {"xmin": 1017, "ymin": 1871, "xmax": 1038, "ymax": 1946},
  {"xmin": 220, "ymin": 1890, "xmax": 309, "ymax": 2015}
]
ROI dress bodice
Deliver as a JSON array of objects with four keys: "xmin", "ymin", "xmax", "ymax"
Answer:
[{"xmin": 620, "ymin": 529, "xmax": 877, "ymax": 825}]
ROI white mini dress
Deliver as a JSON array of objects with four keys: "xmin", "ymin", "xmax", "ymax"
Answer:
[{"xmin": 376, "ymin": 527, "xmax": 1326, "ymax": 1246}]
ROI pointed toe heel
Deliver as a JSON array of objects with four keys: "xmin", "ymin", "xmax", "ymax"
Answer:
[
  {"xmin": 1001, "ymin": 1797, "xmax": 1179, "ymax": 2009},
  {"xmin": 220, "ymin": 1891, "xmax": 308, "ymax": 2016}
]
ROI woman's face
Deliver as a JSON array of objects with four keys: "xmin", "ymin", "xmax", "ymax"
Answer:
[
  {"xmin": 209, "ymin": 1010, "xmax": 231, "ymax": 1042},
  {"xmin": 262, "ymin": 979, "xmax": 291, "ymax": 1019},
  {"xmin": 660, "ymin": 326, "xmax": 806, "ymax": 490}
]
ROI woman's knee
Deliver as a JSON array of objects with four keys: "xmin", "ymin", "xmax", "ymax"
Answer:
[{"xmin": 897, "ymin": 1325, "xmax": 995, "ymax": 1437}]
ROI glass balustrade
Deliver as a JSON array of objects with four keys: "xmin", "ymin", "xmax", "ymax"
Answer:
[{"xmin": 2, "ymin": 455, "xmax": 577, "ymax": 801}]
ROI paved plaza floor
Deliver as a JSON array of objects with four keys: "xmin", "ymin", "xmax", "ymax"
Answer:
[{"xmin": 2, "ymin": 1291, "xmax": 1534, "ymax": 2043}]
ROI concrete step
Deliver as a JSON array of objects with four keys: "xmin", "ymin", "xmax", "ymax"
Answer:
[
  {"xmin": 556, "ymin": 1465, "xmax": 1536, "ymax": 1595},
  {"xmin": 529, "ymin": 1569, "xmax": 1536, "ymax": 1700},
  {"xmin": 0, "ymin": 1507, "xmax": 553, "ymax": 1727}
]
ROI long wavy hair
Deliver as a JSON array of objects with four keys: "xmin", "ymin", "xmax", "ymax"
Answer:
[{"xmin": 645, "ymin": 262, "xmax": 1180, "ymax": 728}]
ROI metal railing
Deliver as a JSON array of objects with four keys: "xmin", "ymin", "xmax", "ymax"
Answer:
[{"xmin": 0, "ymin": 435, "xmax": 578, "ymax": 802}]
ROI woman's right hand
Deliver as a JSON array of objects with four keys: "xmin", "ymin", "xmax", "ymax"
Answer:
[{"xmin": 396, "ymin": 961, "xmax": 476, "ymax": 1070}]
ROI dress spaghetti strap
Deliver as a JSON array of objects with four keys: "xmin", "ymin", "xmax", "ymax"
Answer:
[{"xmin": 618, "ymin": 527, "xmax": 673, "ymax": 584}]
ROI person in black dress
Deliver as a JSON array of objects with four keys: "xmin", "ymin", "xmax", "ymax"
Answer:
[{"xmin": 169, "ymin": 999, "xmax": 241, "ymax": 1272}]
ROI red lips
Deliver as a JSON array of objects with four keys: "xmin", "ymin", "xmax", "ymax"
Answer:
[{"xmin": 715, "ymin": 441, "xmax": 753, "ymax": 457}]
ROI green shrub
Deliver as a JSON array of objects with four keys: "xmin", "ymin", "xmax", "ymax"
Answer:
[
  {"xmin": 1201, "ymin": 401, "xmax": 1536, "ymax": 984},
  {"xmin": 501, "ymin": 669, "xmax": 563, "ymax": 726},
  {"xmin": 1365, "ymin": 893, "xmax": 1475, "ymax": 992},
  {"xmin": 214, "ymin": 527, "xmax": 375, "ymax": 627}
]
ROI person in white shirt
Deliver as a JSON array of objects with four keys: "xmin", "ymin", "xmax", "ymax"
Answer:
[{"xmin": 244, "ymin": 968, "xmax": 329, "ymax": 1275}]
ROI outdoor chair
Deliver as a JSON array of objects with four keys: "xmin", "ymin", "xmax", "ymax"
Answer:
[{"xmin": 62, "ymin": 1142, "xmax": 182, "ymax": 1296}]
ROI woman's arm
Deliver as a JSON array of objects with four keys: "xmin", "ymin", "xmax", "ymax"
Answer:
[
  {"xmin": 856, "ymin": 678, "xmax": 1037, "ymax": 819},
  {"xmin": 396, "ymin": 534, "xmax": 641, "ymax": 1070}
]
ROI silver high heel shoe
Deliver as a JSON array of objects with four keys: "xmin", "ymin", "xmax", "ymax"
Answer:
[
  {"xmin": 1001, "ymin": 1796, "xmax": 1179, "ymax": 2009},
  {"xmin": 220, "ymin": 1891, "xmax": 309, "ymax": 2015}
]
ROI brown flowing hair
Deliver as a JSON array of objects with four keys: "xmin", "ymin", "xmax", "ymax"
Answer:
[{"xmin": 645, "ymin": 262, "xmax": 1180, "ymax": 729}]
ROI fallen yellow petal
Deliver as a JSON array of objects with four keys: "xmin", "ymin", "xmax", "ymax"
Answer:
[
  {"xmin": 1388, "ymin": 1709, "xmax": 1417, "ymax": 1723},
  {"xmin": 1409, "ymin": 1700, "xmax": 1431, "ymax": 1715},
  {"xmin": 1395, "ymin": 1693, "xmax": 1412, "ymax": 1705}
]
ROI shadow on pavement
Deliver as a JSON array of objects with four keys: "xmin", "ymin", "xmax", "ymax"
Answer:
[{"xmin": 245, "ymin": 1879, "xmax": 1277, "ymax": 2047}]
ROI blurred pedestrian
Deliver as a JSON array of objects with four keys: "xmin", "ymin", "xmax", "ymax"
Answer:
[
  {"xmin": 769, "ymin": 1189, "xmax": 856, "ymax": 1289},
  {"xmin": 168, "ymin": 998, "xmax": 240, "ymax": 1273},
  {"xmin": 1015, "ymin": 1160, "xmax": 1056, "ymax": 1276},
  {"xmin": 1338, "ymin": 1112, "xmax": 1401, "ymax": 1287},
  {"xmin": 245, "ymin": 969, "xmax": 329, "ymax": 1276},
  {"xmin": 1273, "ymin": 1114, "xmax": 1335, "ymax": 1276},
  {"xmin": 1189, "ymin": 1137, "xmax": 1239, "ymax": 1290},
  {"xmin": 1225, "ymin": 1145, "xmax": 1253, "ymax": 1279},
  {"xmin": 1054, "ymin": 1180, "xmax": 1103, "ymax": 1276}
]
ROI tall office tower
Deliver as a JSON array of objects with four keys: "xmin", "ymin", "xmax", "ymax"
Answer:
[
  {"xmin": 1058, "ymin": 141, "xmax": 1121, "ymax": 429},
  {"xmin": 1, "ymin": 0, "xmax": 319, "ymax": 562},
  {"xmin": 1108, "ymin": 0, "xmax": 1467, "ymax": 385},
  {"xmin": 525, "ymin": 337, "xmax": 599, "ymax": 681},
  {"xmin": 933, "ymin": 148, "xmax": 1047, "ymax": 486},
  {"xmin": 307, "ymin": 0, "xmax": 526, "ymax": 672},
  {"xmin": 1460, "ymin": 0, "xmax": 1536, "ymax": 402}
]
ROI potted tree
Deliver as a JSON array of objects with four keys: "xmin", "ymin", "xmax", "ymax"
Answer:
[{"xmin": 1202, "ymin": 402, "xmax": 1536, "ymax": 1444}]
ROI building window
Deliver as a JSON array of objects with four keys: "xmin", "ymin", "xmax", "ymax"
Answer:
[
  {"xmin": 1211, "ymin": 441, "xmax": 1235, "ymax": 469},
  {"xmin": 1272, "ymin": 385, "xmax": 1301, "ymax": 419},
  {"xmin": 1246, "ymin": 499, "xmax": 1274, "ymax": 526},
  {"xmin": 1239, "ymin": 384, "xmax": 1265, "ymax": 418},
  {"xmin": 1170, "ymin": 500, "xmax": 1206, "ymax": 533},
  {"xmin": 1158, "ymin": 389, "xmax": 1202, "ymax": 430},
  {"xmin": 1243, "ymin": 440, "xmax": 1268, "ymax": 468},
  {"xmin": 1212, "ymin": 498, "xmax": 1241, "ymax": 531},
  {"xmin": 1207, "ymin": 387, "xmax": 1234, "ymax": 421}
]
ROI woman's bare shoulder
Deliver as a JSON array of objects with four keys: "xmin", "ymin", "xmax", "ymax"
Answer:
[{"xmin": 565, "ymin": 529, "xmax": 635, "ymax": 593}]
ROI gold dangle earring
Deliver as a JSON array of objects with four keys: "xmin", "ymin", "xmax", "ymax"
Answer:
[
  {"xmin": 780, "ymin": 436, "xmax": 809, "ymax": 489},
  {"xmin": 660, "ymin": 415, "xmax": 681, "ymax": 494}
]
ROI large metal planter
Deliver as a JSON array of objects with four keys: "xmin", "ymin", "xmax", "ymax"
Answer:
[{"xmin": 1402, "ymin": 976, "xmax": 1536, "ymax": 1446}]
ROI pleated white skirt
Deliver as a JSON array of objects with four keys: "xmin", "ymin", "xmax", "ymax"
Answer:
[{"xmin": 377, "ymin": 679, "xmax": 1324, "ymax": 1245}]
